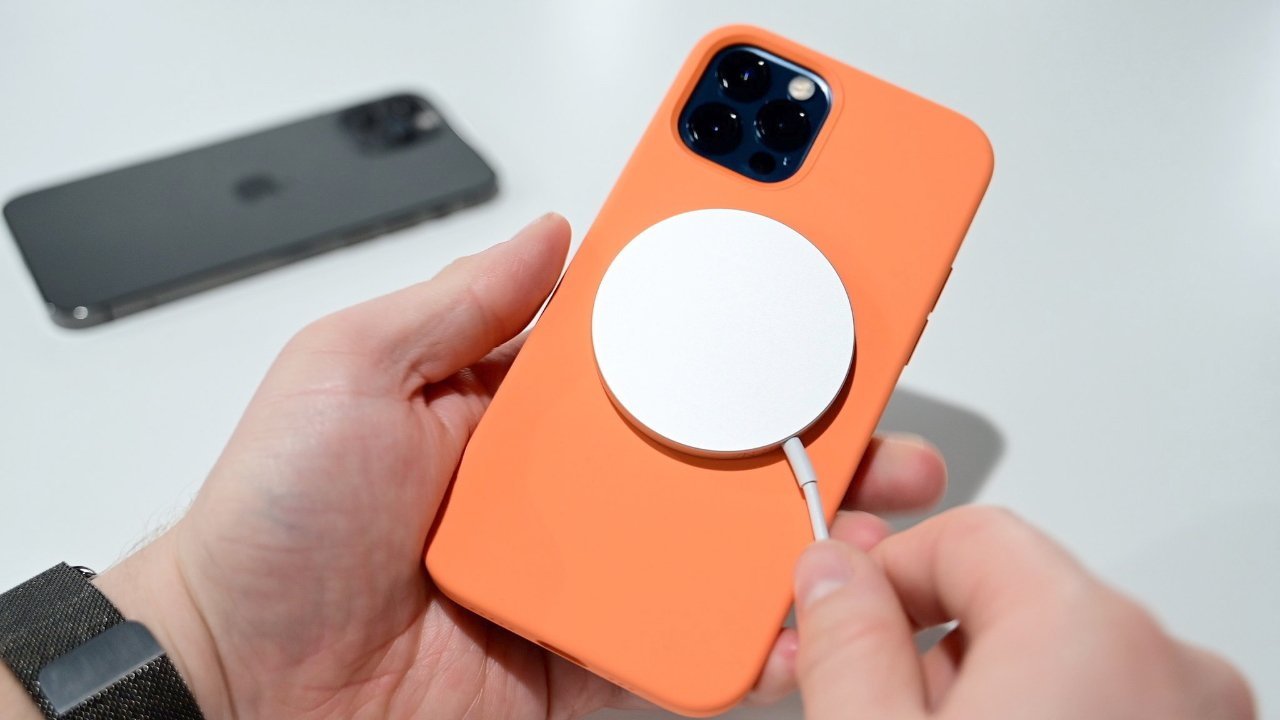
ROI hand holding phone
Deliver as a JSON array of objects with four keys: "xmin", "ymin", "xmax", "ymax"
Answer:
[{"xmin": 10, "ymin": 215, "xmax": 948, "ymax": 719}]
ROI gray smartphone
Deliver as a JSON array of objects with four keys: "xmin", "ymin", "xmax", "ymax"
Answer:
[{"xmin": 3, "ymin": 92, "xmax": 497, "ymax": 328}]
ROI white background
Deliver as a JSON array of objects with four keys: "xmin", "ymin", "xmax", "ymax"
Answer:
[{"xmin": 1, "ymin": 2, "xmax": 1276, "ymax": 718}]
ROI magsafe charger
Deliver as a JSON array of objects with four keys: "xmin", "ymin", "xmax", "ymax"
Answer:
[{"xmin": 591, "ymin": 209, "xmax": 855, "ymax": 458}]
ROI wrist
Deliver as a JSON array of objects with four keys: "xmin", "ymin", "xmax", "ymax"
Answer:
[{"xmin": 92, "ymin": 531, "xmax": 230, "ymax": 718}]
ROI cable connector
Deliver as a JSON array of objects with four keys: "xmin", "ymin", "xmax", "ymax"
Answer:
[{"xmin": 782, "ymin": 436, "xmax": 830, "ymax": 540}]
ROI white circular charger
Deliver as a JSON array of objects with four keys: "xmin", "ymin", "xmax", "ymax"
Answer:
[{"xmin": 591, "ymin": 209, "xmax": 855, "ymax": 457}]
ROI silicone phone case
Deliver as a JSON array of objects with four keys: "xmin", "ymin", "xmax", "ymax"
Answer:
[{"xmin": 426, "ymin": 25, "xmax": 992, "ymax": 716}]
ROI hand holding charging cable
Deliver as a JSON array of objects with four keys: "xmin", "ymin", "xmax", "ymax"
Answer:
[
  {"xmin": 592, "ymin": 209, "xmax": 854, "ymax": 540},
  {"xmin": 1, "ymin": 212, "xmax": 1245, "ymax": 720},
  {"xmin": 592, "ymin": 211, "xmax": 1256, "ymax": 719}
]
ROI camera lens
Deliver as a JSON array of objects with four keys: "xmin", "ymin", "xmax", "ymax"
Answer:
[
  {"xmin": 756, "ymin": 100, "xmax": 811, "ymax": 152},
  {"xmin": 687, "ymin": 103, "xmax": 742, "ymax": 156},
  {"xmin": 717, "ymin": 50, "xmax": 771, "ymax": 102}
]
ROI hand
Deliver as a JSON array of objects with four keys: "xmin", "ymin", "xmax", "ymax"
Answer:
[
  {"xmin": 793, "ymin": 507, "xmax": 1256, "ymax": 720},
  {"xmin": 3, "ymin": 214, "xmax": 946, "ymax": 719}
]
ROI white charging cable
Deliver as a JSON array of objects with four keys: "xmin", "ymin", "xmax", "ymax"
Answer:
[{"xmin": 782, "ymin": 436, "xmax": 830, "ymax": 540}]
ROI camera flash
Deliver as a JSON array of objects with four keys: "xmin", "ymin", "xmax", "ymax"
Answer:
[{"xmin": 787, "ymin": 76, "xmax": 816, "ymax": 102}]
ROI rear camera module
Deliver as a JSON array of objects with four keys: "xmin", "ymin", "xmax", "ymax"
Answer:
[
  {"xmin": 678, "ymin": 46, "xmax": 829, "ymax": 182},
  {"xmin": 342, "ymin": 94, "xmax": 436, "ymax": 151},
  {"xmin": 686, "ymin": 103, "xmax": 742, "ymax": 156}
]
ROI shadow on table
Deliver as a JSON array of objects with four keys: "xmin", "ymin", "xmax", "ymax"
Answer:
[{"xmin": 876, "ymin": 387, "xmax": 1005, "ymax": 528}]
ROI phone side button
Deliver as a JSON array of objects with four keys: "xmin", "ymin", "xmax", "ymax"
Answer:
[{"xmin": 905, "ymin": 318, "xmax": 929, "ymax": 366}]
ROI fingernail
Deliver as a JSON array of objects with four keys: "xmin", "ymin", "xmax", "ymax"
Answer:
[
  {"xmin": 520, "ymin": 212, "xmax": 560, "ymax": 232},
  {"xmin": 499, "ymin": 213, "xmax": 561, "ymax": 248},
  {"xmin": 797, "ymin": 540, "xmax": 854, "ymax": 610},
  {"xmin": 881, "ymin": 431, "xmax": 929, "ymax": 449}
]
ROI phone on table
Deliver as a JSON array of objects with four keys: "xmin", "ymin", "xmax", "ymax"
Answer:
[
  {"xmin": 3, "ymin": 92, "xmax": 496, "ymax": 327},
  {"xmin": 427, "ymin": 25, "xmax": 992, "ymax": 716}
]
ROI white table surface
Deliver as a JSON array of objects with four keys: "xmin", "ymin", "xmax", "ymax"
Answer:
[{"xmin": 2, "ymin": 2, "xmax": 1276, "ymax": 717}]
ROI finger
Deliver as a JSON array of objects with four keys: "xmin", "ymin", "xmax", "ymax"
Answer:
[
  {"xmin": 842, "ymin": 434, "xmax": 948, "ymax": 513},
  {"xmin": 418, "ymin": 329, "xmax": 531, "ymax": 443},
  {"xmin": 1178, "ymin": 645, "xmax": 1256, "ymax": 720},
  {"xmin": 795, "ymin": 540, "xmax": 927, "ymax": 719},
  {"xmin": 287, "ymin": 213, "xmax": 570, "ymax": 395},
  {"xmin": 745, "ymin": 627, "xmax": 799, "ymax": 705},
  {"xmin": 467, "ymin": 330, "xmax": 529, "ymax": 395},
  {"xmin": 829, "ymin": 510, "xmax": 892, "ymax": 551},
  {"xmin": 871, "ymin": 506, "xmax": 1093, "ymax": 633},
  {"xmin": 748, "ymin": 510, "xmax": 942, "ymax": 715},
  {"xmin": 919, "ymin": 625, "xmax": 964, "ymax": 708},
  {"xmin": 542, "ymin": 651, "xmax": 659, "ymax": 715},
  {"xmin": 748, "ymin": 512, "xmax": 889, "ymax": 707}
]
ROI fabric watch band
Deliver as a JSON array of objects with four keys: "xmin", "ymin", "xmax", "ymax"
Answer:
[{"xmin": 0, "ymin": 563, "xmax": 204, "ymax": 719}]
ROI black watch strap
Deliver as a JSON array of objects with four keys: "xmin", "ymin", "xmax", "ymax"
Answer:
[{"xmin": 0, "ymin": 564, "xmax": 204, "ymax": 719}]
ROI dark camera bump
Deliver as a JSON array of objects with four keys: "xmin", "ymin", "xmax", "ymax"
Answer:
[
  {"xmin": 342, "ymin": 95, "xmax": 435, "ymax": 151},
  {"xmin": 678, "ymin": 46, "xmax": 828, "ymax": 182}
]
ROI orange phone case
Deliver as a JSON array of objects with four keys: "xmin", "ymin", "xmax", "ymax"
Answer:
[{"xmin": 426, "ymin": 25, "xmax": 992, "ymax": 716}]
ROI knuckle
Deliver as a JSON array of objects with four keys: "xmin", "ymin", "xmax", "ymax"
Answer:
[
  {"xmin": 1217, "ymin": 663, "xmax": 1257, "ymax": 719},
  {"xmin": 937, "ymin": 505, "xmax": 1031, "ymax": 551},
  {"xmin": 443, "ymin": 252, "xmax": 482, "ymax": 280},
  {"xmin": 289, "ymin": 307, "xmax": 384, "ymax": 361},
  {"xmin": 273, "ymin": 314, "xmax": 383, "ymax": 393},
  {"xmin": 945, "ymin": 504, "xmax": 1023, "ymax": 533},
  {"xmin": 1089, "ymin": 593, "xmax": 1169, "ymax": 650},
  {"xmin": 1184, "ymin": 647, "xmax": 1257, "ymax": 719},
  {"xmin": 935, "ymin": 505, "xmax": 1099, "ymax": 611},
  {"xmin": 798, "ymin": 605, "xmax": 899, "ymax": 677},
  {"xmin": 1057, "ymin": 592, "xmax": 1182, "ymax": 681},
  {"xmin": 286, "ymin": 313, "xmax": 352, "ymax": 353}
]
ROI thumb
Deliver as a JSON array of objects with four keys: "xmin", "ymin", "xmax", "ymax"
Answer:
[
  {"xmin": 795, "ymin": 540, "xmax": 926, "ymax": 720},
  {"xmin": 279, "ymin": 213, "xmax": 571, "ymax": 396}
]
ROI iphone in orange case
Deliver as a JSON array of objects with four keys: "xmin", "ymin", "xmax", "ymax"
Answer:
[{"xmin": 426, "ymin": 25, "xmax": 992, "ymax": 716}]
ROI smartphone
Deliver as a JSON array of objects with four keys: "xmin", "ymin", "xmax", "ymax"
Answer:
[
  {"xmin": 3, "ymin": 92, "xmax": 496, "ymax": 327},
  {"xmin": 426, "ymin": 26, "xmax": 992, "ymax": 716}
]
